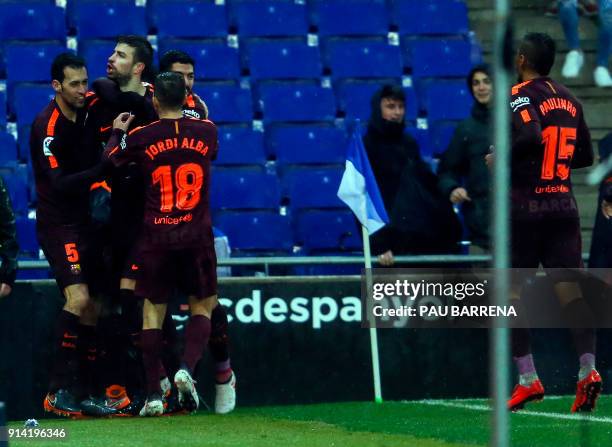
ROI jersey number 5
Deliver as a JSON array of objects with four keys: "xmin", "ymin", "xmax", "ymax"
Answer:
[
  {"xmin": 152, "ymin": 163, "xmax": 203, "ymax": 212},
  {"xmin": 541, "ymin": 126, "xmax": 576, "ymax": 181}
]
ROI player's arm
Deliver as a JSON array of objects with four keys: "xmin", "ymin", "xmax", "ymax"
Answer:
[
  {"xmin": 510, "ymin": 93, "xmax": 542, "ymax": 159},
  {"xmin": 102, "ymin": 112, "xmax": 136, "ymax": 165},
  {"xmin": 0, "ymin": 175, "xmax": 18, "ymax": 293},
  {"xmin": 571, "ymin": 111, "xmax": 594, "ymax": 169}
]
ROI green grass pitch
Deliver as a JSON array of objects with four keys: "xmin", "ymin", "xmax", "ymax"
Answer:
[{"xmin": 8, "ymin": 396, "xmax": 612, "ymax": 446}]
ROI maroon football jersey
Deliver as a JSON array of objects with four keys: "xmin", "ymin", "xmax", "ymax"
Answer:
[
  {"xmin": 510, "ymin": 77, "xmax": 593, "ymax": 219},
  {"xmin": 105, "ymin": 117, "xmax": 218, "ymax": 249}
]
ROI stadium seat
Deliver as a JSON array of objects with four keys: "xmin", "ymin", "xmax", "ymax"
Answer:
[
  {"xmin": 71, "ymin": 0, "xmax": 146, "ymax": 39},
  {"xmin": 392, "ymin": 0, "xmax": 469, "ymax": 36},
  {"xmin": 150, "ymin": 0, "xmax": 228, "ymax": 38},
  {"xmin": 214, "ymin": 211, "xmax": 292, "ymax": 252},
  {"xmin": 404, "ymin": 38, "xmax": 472, "ymax": 78},
  {"xmin": 0, "ymin": 2, "xmax": 65, "ymax": 41},
  {"xmin": 16, "ymin": 216, "xmax": 38, "ymax": 256},
  {"xmin": 282, "ymin": 166, "xmax": 344, "ymax": 209},
  {"xmin": 336, "ymin": 80, "xmax": 417, "ymax": 122},
  {"xmin": 311, "ymin": 0, "xmax": 389, "ymax": 36},
  {"xmin": 210, "ymin": 167, "xmax": 280, "ymax": 210},
  {"xmin": 158, "ymin": 39, "xmax": 241, "ymax": 81},
  {"xmin": 17, "ymin": 126, "xmax": 31, "ymax": 163},
  {"xmin": 1, "ymin": 168, "xmax": 29, "ymax": 215},
  {"xmin": 423, "ymin": 80, "xmax": 472, "ymax": 121},
  {"xmin": 215, "ymin": 125, "xmax": 266, "ymax": 166},
  {"xmin": 244, "ymin": 38, "xmax": 322, "ymax": 80},
  {"xmin": 295, "ymin": 210, "xmax": 361, "ymax": 251},
  {"xmin": 266, "ymin": 123, "xmax": 346, "ymax": 165},
  {"xmin": 12, "ymin": 84, "xmax": 55, "ymax": 127},
  {"xmin": 0, "ymin": 86, "xmax": 6, "ymax": 127},
  {"xmin": 324, "ymin": 38, "xmax": 403, "ymax": 79},
  {"xmin": 79, "ymin": 39, "xmax": 117, "ymax": 82},
  {"xmin": 197, "ymin": 82, "xmax": 253, "ymax": 123},
  {"xmin": 429, "ymin": 121, "xmax": 458, "ymax": 155},
  {"xmin": 0, "ymin": 132, "xmax": 18, "ymax": 166},
  {"xmin": 256, "ymin": 81, "xmax": 336, "ymax": 122},
  {"xmin": 230, "ymin": 0, "xmax": 309, "ymax": 37},
  {"xmin": 5, "ymin": 42, "xmax": 66, "ymax": 84}
]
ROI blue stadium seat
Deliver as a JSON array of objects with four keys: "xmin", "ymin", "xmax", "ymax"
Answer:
[
  {"xmin": 13, "ymin": 84, "xmax": 55, "ymax": 126},
  {"xmin": 0, "ymin": 132, "xmax": 18, "ymax": 166},
  {"xmin": 158, "ymin": 39, "xmax": 240, "ymax": 81},
  {"xmin": 245, "ymin": 38, "xmax": 322, "ymax": 80},
  {"xmin": 311, "ymin": 0, "xmax": 389, "ymax": 36},
  {"xmin": 197, "ymin": 82, "xmax": 253, "ymax": 123},
  {"xmin": 0, "ymin": 87, "xmax": 6, "ymax": 126},
  {"xmin": 336, "ymin": 80, "xmax": 417, "ymax": 121},
  {"xmin": 79, "ymin": 40, "xmax": 117, "ymax": 81},
  {"xmin": 392, "ymin": 0, "xmax": 469, "ymax": 36},
  {"xmin": 423, "ymin": 80, "xmax": 472, "ymax": 121},
  {"xmin": 282, "ymin": 166, "xmax": 344, "ymax": 209},
  {"xmin": 256, "ymin": 81, "xmax": 336, "ymax": 122},
  {"xmin": 429, "ymin": 121, "xmax": 458, "ymax": 155},
  {"xmin": 5, "ymin": 42, "xmax": 66, "ymax": 84},
  {"xmin": 16, "ymin": 216, "xmax": 38, "ymax": 256},
  {"xmin": 0, "ymin": 3, "xmax": 65, "ymax": 41},
  {"xmin": 405, "ymin": 38, "xmax": 472, "ymax": 78},
  {"xmin": 17, "ymin": 126, "xmax": 31, "ymax": 163},
  {"xmin": 216, "ymin": 125, "xmax": 266, "ymax": 166},
  {"xmin": 295, "ymin": 210, "xmax": 361, "ymax": 251},
  {"xmin": 150, "ymin": 0, "xmax": 228, "ymax": 38},
  {"xmin": 266, "ymin": 124, "xmax": 346, "ymax": 165},
  {"xmin": 230, "ymin": 0, "xmax": 309, "ymax": 37},
  {"xmin": 214, "ymin": 211, "xmax": 292, "ymax": 252},
  {"xmin": 324, "ymin": 38, "xmax": 403, "ymax": 79},
  {"xmin": 210, "ymin": 167, "xmax": 280, "ymax": 210},
  {"xmin": 71, "ymin": 0, "xmax": 146, "ymax": 39},
  {"xmin": 1, "ymin": 168, "xmax": 29, "ymax": 214},
  {"xmin": 406, "ymin": 127, "xmax": 432, "ymax": 159}
]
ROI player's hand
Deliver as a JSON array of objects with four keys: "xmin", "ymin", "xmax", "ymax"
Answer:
[
  {"xmin": 112, "ymin": 112, "xmax": 134, "ymax": 132},
  {"xmin": 192, "ymin": 93, "xmax": 209, "ymax": 119},
  {"xmin": 602, "ymin": 200, "xmax": 612, "ymax": 219},
  {"xmin": 378, "ymin": 250, "xmax": 394, "ymax": 266},
  {"xmin": 450, "ymin": 187, "xmax": 471, "ymax": 204},
  {"xmin": 0, "ymin": 283, "xmax": 12, "ymax": 298},
  {"xmin": 485, "ymin": 153, "xmax": 495, "ymax": 169}
]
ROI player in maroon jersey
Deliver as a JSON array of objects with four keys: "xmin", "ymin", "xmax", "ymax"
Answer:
[
  {"xmin": 158, "ymin": 49, "xmax": 236, "ymax": 414},
  {"xmin": 104, "ymin": 72, "xmax": 218, "ymax": 416},
  {"xmin": 501, "ymin": 33, "xmax": 600, "ymax": 412}
]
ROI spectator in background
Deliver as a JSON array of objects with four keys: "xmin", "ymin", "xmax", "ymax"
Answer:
[
  {"xmin": 438, "ymin": 65, "xmax": 493, "ymax": 253},
  {"xmin": 0, "ymin": 176, "xmax": 18, "ymax": 297},
  {"xmin": 558, "ymin": 0, "xmax": 612, "ymax": 87},
  {"xmin": 364, "ymin": 85, "xmax": 461, "ymax": 266},
  {"xmin": 590, "ymin": 132, "xmax": 612, "ymax": 266}
]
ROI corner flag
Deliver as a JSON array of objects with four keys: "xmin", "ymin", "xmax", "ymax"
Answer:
[{"xmin": 337, "ymin": 123, "xmax": 389, "ymax": 235}]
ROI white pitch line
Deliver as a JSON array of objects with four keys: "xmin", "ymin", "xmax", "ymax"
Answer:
[{"xmin": 405, "ymin": 400, "xmax": 612, "ymax": 424}]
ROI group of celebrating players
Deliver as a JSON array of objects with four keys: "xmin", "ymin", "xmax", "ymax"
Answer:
[{"xmin": 31, "ymin": 35, "xmax": 235, "ymax": 417}]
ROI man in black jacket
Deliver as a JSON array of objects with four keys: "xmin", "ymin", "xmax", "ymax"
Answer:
[
  {"xmin": 364, "ymin": 85, "xmax": 461, "ymax": 266},
  {"xmin": 438, "ymin": 65, "xmax": 493, "ymax": 252},
  {"xmin": 0, "ymin": 176, "xmax": 18, "ymax": 297}
]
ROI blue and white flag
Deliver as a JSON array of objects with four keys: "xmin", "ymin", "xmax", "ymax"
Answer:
[{"xmin": 337, "ymin": 123, "xmax": 389, "ymax": 235}]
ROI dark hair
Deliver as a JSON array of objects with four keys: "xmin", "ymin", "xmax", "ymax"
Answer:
[
  {"xmin": 116, "ymin": 35, "xmax": 155, "ymax": 80},
  {"xmin": 379, "ymin": 84, "xmax": 405, "ymax": 103},
  {"xmin": 154, "ymin": 72, "xmax": 186, "ymax": 109},
  {"xmin": 159, "ymin": 50, "xmax": 195, "ymax": 73},
  {"xmin": 51, "ymin": 52, "xmax": 86, "ymax": 83},
  {"xmin": 518, "ymin": 33, "xmax": 556, "ymax": 76}
]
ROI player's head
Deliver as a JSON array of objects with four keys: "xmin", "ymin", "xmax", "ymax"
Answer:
[
  {"xmin": 159, "ymin": 50, "xmax": 195, "ymax": 94},
  {"xmin": 468, "ymin": 64, "xmax": 492, "ymax": 105},
  {"xmin": 153, "ymin": 72, "xmax": 187, "ymax": 113},
  {"xmin": 51, "ymin": 52, "xmax": 88, "ymax": 110},
  {"xmin": 107, "ymin": 35, "xmax": 154, "ymax": 86},
  {"xmin": 516, "ymin": 33, "xmax": 556, "ymax": 80},
  {"xmin": 379, "ymin": 84, "xmax": 405, "ymax": 123}
]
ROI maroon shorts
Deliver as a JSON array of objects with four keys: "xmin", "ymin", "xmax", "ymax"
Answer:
[
  {"xmin": 135, "ymin": 245, "xmax": 217, "ymax": 304},
  {"xmin": 37, "ymin": 224, "xmax": 104, "ymax": 292},
  {"xmin": 121, "ymin": 244, "xmax": 142, "ymax": 281}
]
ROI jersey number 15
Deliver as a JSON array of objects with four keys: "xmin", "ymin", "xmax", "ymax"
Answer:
[{"xmin": 541, "ymin": 125, "xmax": 576, "ymax": 181}]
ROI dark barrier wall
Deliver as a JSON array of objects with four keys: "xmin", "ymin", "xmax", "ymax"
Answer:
[{"xmin": 0, "ymin": 277, "xmax": 610, "ymax": 420}]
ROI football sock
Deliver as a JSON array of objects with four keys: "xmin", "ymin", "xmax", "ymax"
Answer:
[
  {"xmin": 210, "ymin": 305, "xmax": 232, "ymax": 382},
  {"xmin": 120, "ymin": 289, "xmax": 140, "ymax": 339},
  {"xmin": 141, "ymin": 329, "xmax": 163, "ymax": 395},
  {"xmin": 182, "ymin": 315, "xmax": 211, "ymax": 374},
  {"xmin": 77, "ymin": 324, "xmax": 97, "ymax": 398},
  {"xmin": 514, "ymin": 354, "xmax": 538, "ymax": 385},
  {"xmin": 49, "ymin": 310, "xmax": 80, "ymax": 392},
  {"xmin": 579, "ymin": 353, "xmax": 596, "ymax": 380},
  {"xmin": 161, "ymin": 311, "xmax": 180, "ymax": 377},
  {"xmin": 560, "ymin": 299, "xmax": 597, "ymax": 379}
]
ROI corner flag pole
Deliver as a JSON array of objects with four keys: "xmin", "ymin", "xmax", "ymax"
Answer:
[{"xmin": 362, "ymin": 224, "xmax": 383, "ymax": 404}]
